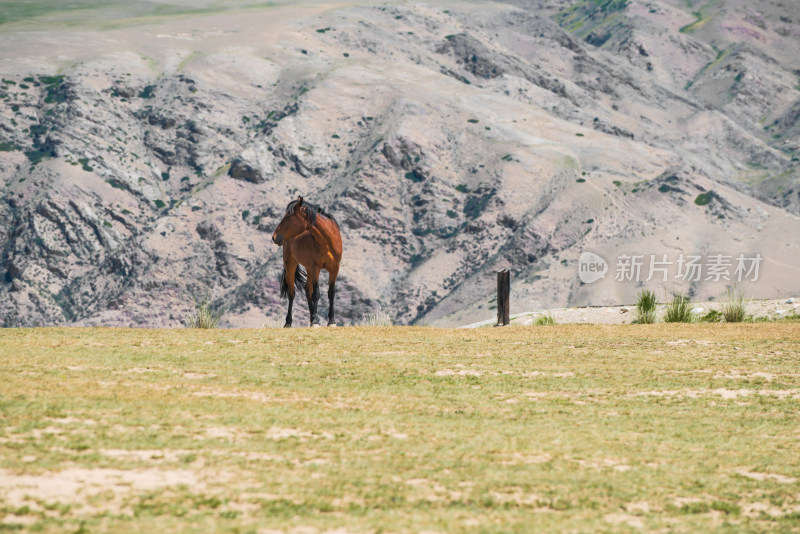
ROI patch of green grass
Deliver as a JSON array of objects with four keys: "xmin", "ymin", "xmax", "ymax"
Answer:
[
  {"xmin": 633, "ymin": 290, "xmax": 657, "ymax": 324},
  {"xmin": 679, "ymin": 10, "xmax": 711, "ymax": 33},
  {"xmin": 534, "ymin": 313, "xmax": 556, "ymax": 326},
  {"xmin": 467, "ymin": 119, "xmax": 479, "ymax": 124},
  {"xmin": 556, "ymin": 0, "xmax": 629, "ymax": 37},
  {"xmin": 0, "ymin": 141, "xmax": 18, "ymax": 151}
]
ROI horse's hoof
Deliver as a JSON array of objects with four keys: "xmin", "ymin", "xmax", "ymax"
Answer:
[
  {"xmin": 311, "ymin": 323, "xmax": 321, "ymax": 328},
  {"xmin": 327, "ymin": 322, "xmax": 337, "ymax": 327},
  {"xmin": 283, "ymin": 323, "xmax": 292, "ymax": 328}
]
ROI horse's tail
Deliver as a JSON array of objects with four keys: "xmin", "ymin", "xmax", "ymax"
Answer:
[{"xmin": 280, "ymin": 265, "xmax": 307, "ymax": 299}]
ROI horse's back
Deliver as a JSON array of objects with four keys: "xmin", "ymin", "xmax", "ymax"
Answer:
[{"xmin": 289, "ymin": 215, "xmax": 341, "ymax": 272}]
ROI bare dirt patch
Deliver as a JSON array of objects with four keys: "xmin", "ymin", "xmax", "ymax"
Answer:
[
  {"xmin": 736, "ymin": 470, "xmax": 797, "ymax": 483},
  {"xmin": 0, "ymin": 467, "xmax": 200, "ymax": 513}
]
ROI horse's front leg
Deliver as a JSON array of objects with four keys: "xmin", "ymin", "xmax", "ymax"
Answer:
[
  {"xmin": 306, "ymin": 266, "xmax": 321, "ymax": 327},
  {"xmin": 282, "ymin": 248, "xmax": 298, "ymax": 328},
  {"xmin": 285, "ymin": 292, "xmax": 294, "ymax": 328}
]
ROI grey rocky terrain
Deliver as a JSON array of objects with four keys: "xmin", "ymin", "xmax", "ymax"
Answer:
[{"xmin": 1, "ymin": 0, "xmax": 799, "ymax": 327}]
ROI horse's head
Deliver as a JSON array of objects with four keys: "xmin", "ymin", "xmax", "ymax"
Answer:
[{"xmin": 272, "ymin": 196, "xmax": 309, "ymax": 246}]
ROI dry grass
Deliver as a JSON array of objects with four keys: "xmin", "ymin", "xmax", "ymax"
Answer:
[
  {"xmin": 186, "ymin": 296, "xmax": 224, "ymax": 328},
  {"xmin": 1, "ymin": 324, "xmax": 799, "ymax": 532},
  {"xmin": 722, "ymin": 286, "xmax": 749, "ymax": 323},
  {"xmin": 361, "ymin": 307, "xmax": 393, "ymax": 326}
]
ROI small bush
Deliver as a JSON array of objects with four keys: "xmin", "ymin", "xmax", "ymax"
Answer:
[
  {"xmin": 139, "ymin": 85, "xmax": 156, "ymax": 99},
  {"xmin": 633, "ymin": 290, "xmax": 657, "ymax": 324},
  {"xmin": 534, "ymin": 314, "xmax": 556, "ymax": 326},
  {"xmin": 694, "ymin": 192, "xmax": 712, "ymax": 206},
  {"xmin": 664, "ymin": 292, "xmax": 693, "ymax": 323},
  {"xmin": 361, "ymin": 307, "xmax": 392, "ymax": 326},
  {"xmin": 721, "ymin": 286, "xmax": 748, "ymax": 323},
  {"xmin": 699, "ymin": 309, "xmax": 722, "ymax": 323},
  {"xmin": 186, "ymin": 296, "xmax": 224, "ymax": 329}
]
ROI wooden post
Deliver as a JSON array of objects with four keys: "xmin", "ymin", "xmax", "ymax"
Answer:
[{"xmin": 497, "ymin": 269, "xmax": 510, "ymax": 326}]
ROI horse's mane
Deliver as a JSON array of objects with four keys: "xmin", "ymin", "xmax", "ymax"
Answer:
[{"xmin": 286, "ymin": 198, "xmax": 339, "ymax": 229}]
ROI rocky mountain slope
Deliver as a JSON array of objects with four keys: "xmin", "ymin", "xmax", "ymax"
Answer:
[{"xmin": 1, "ymin": 0, "xmax": 799, "ymax": 327}]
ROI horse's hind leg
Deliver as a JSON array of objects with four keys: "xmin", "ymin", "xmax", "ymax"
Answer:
[
  {"xmin": 306, "ymin": 265, "xmax": 321, "ymax": 327},
  {"xmin": 327, "ymin": 266, "xmax": 339, "ymax": 327}
]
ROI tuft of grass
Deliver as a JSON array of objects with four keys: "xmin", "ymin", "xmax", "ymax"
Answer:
[
  {"xmin": 186, "ymin": 296, "xmax": 224, "ymax": 328},
  {"xmin": 534, "ymin": 313, "xmax": 556, "ymax": 326},
  {"xmin": 633, "ymin": 290, "xmax": 657, "ymax": 324},
  {"xmin": 361, "ymin": 307, "xmax": 392, "ymax": 327},
  {"xmin": 664, "ymin": 292, "xmax": 694, "ymax": 323},
  {"xmin": 721, "ymin": 286, "xmax": 748, "ymax": 323}
]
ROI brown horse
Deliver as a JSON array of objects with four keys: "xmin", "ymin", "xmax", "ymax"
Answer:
[{"xmin": 272, "ymin": 196, "xmax": 342, "ymax": 327}]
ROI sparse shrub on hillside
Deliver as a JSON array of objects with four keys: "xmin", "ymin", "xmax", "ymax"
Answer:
[
  {"xmin": 694, "ymin": 192, "xmax": 713, "ymax": 206},
  {"xmin": 664, "ymin": 292, "xmax": 693, "ymax": 323},
  {"xmin": 186, "ymin": 296, "xmax": 224, "ymax": 329},
  {"xmin": 633, "ymin": 290, "xmax": 657, "ymax": 324},
  {"xmin": 721, "ymin": 286, "xmax": 748, "ymax": 323},
  {"xmin": 361, "ymin": 307, "xmax": 392, "ymax": 326},
  {"xmin": 139, "ymin": 85, "xmax": 156, "ymax": 99},
  {"xmin": 534, "ymin": 314, "xmax": 556, "ymax": 326}
]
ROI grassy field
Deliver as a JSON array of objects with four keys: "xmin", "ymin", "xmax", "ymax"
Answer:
[{"xmin": 1, "ymin": 324, "xmax": 799, "ymax": 532}]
